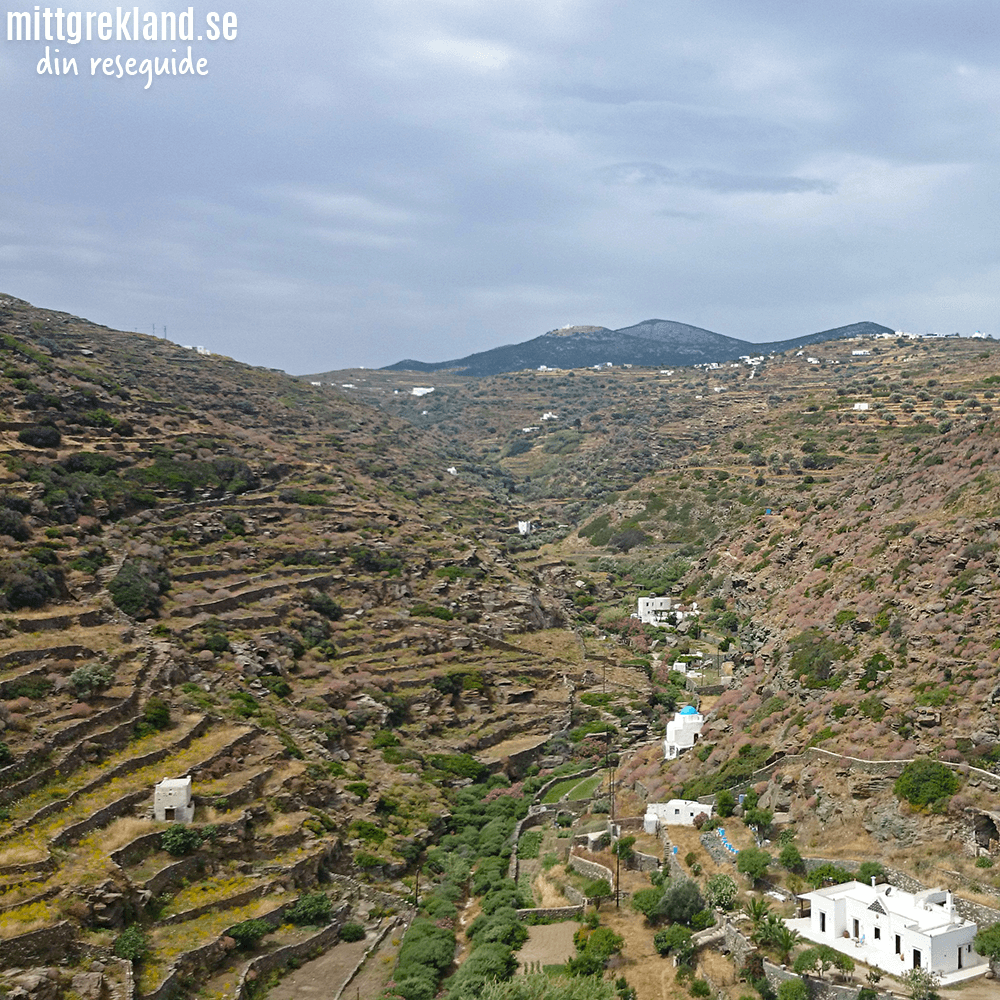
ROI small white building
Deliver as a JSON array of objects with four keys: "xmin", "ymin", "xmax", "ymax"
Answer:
[
  {"xmin": 517, "ymin": 520, "xmax": 532, "ymax": 536},
  {"xmin": 664, "ymin": 705, "xmax": 704, "ymax": 759},
  {"xmin": 154, "ymin": 776, "xmax": 195, "ymax": 823},
  {"xmin": 853, "ymin": 402, "xmax": 870, "ymax": 411},
  {"xmin": 798, "ymin": 880, "xmax": 982, "ymax": 977},
  {"xmin": 637, "ymin": 596, "xmax": 674, "ymax": 626},
  {"xmin": 644, "ymin": 799, "xmax": 710, "ymax": 833}
]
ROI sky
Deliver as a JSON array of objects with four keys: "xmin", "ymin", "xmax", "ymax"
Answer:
[{"xmin": 3, "ymin": 1, "xmax": 1000, "ymax": 373}]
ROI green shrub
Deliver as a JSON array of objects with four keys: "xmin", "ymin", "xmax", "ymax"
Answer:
[
  {"xmin": 653, "ymin": 924, "xmax": 693, "ymax": 960},
  {"xmin": 18, "ymin": 425, "xmax": 61, "ymax": 448},
  {"xmin": 287, "ymin": 892, "xmax": 332, "ymax": 926},
  {"xmin": 229, "ymin": 918, "xmax": 272, "ymax": 950},
  {"xmin": 0, "ymin": 742, "xmax": 12, "ymax": 766},
  {"xmin": 113, "ymin": 925, "xmax": 150, "ymax": 963},
  {"xmin": 339, "ymin": 921, "xmax": 366, "ymax": 942},
  {"xmin": 69, "ymin": 662, "xmax": 116, "ymax": 698},
  {"xmin": 143, "ymin": 696, "xmax": 171, "ymax": 730},
  {"xmin": 3, "ymin": 675, "xmax": 53, "ymax": 700},
  {"xmin": 345, "ymin": 781, "xmax": 370, "ymax": 800},
  {"xmin": 108, "ymin": 558, "xmax": 169, "ymax": 618},
  {"xmin": 161, "ymin": 824, "xmax": 203, "ymax": 856},
  {"xmin": 894, "ymin": 758, "xmax": 960, "ymax": 809}
]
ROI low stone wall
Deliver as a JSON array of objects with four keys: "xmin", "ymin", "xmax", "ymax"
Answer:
[
  {"xmin": 143, "ymin": 855, "xmax": 205, "ymax": 896},
  {"xmin": 142, "ymin": 899, "xmax": 298, "ymax": 1000},
  {"xmin": 0, "ymin": 921, "xmax": 77, "ymax": 968},
  {"xmin": 631, "ymin": 849, "xmax": 661, "ymax": 873},
  {"xmin": 234, "ymin": 905, "xmax": 350, "ymax": 1000},
  {"xmin": 325, "ymin": 872, "xmax": 412, "ymax": 913},
  {"xmin": 162, "ymin": 883, "xmax": 285, "ymax": 927},
  {"xmin": 533, "ymin": 766, "xmax": 602, "ymax": 806},
  {"xmin": 516, "ymin": 904, "xmax": 584, "ymax": 921},
  {"xmin": 568, "ymin": 851, "xmax": 614, "ymax": 885},
  {"xmin": 333, "ymin": 915, "xmax": 407, "ymax": 1000},
  {"xmin": 112, "ymin": 832, "xmax": 164, "ymax": 869}
]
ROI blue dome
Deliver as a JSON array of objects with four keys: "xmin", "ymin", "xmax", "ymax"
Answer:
[{"xmin": 679, "ymin": 705, "xmax": 699, "ymax": 715}]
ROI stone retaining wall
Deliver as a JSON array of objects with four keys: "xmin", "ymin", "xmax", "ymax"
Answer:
[
  {"xmin": 142, "ymin": 855, "xmax": 205, "ymax": 896},
  {"xmin": 333, "ymin": 915, "xmax": 407, "ymax": 1000},
  {"xmin": 516, "ymin": 905, "xmax": 584, "ymax": 921},
  {"xmin": 234, "ymin": 904, "xmax": 351, "ymax": 1000},
  {"xmin": 567, "ymin": 851, "xmax": 614, "ymax": 885},
  {"xmin": 0, "ymin": 921, "xmax": 77, "ymax": 968}
]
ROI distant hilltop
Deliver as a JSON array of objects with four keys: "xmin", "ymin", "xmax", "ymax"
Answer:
[{"xmin": 380, "ymin": 320, "xmax": 897, "ymax": 376}]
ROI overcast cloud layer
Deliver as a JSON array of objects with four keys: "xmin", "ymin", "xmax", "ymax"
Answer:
[{"xmin": 3, "ymin": 1, "xmax": 1000, "ymax": 372}]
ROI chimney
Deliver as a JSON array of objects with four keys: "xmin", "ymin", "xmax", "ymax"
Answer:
[{"xmin": 871, "ymin": 877, "xmax": 876, "ymax": 887}]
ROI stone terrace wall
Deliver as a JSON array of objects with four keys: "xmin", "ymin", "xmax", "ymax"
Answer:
[
  {"xmin": 568, "ymin": 852, "xmax": 613, "ymax": 885},
  {"xmin": 0, "ymin": 921, "xmax": 77, "ymax": 968},
  {"xmin": 234, "ymin": 905, "xmax": 350, "ymax": 1000},
  {"xmin": 516, "ymin": 904, "xmax": 584, "ymax": 921}
]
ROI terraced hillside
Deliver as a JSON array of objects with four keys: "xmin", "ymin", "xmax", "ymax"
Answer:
[
  {"xmin": 0, "ymin": 295, "xmax": 654, "ymax": 998},
  {"xmin": 5, "ymin": 294, "xmax": 1000, "ymax": 1000}
]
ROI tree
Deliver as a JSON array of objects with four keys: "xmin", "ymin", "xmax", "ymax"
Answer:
[
  {"xmin": 901, "ymin": 968, "xmax": 940, "ymax": 1000},
  {"xmin": 793, "ymin": 945, "xmax": 839, "ymax": 980},
  {"xmin": 705, "ymin": 873, "xmax": 738, "ymax": 910},
  {"xmin": 743, "ymin": 897, "xmax": 772, "ymax": 929},
  {"xmin": 612, "ymin": 835, "xmax": 636, "ymax": 863},
  {"xmin": 583, "ymin": 879, "xmax": 612, "ymax": 907},
  {"xmin": 715, "ymin": 789, "xmax": 736, "ymax": 817},
  {"xmin": 737, "ymin": 847, "xmax": 772, "ymax": 885},
  {"xmin": 857, "ymin": 861, "xmax": 885, "ymax": 884},
  {"xmin": 744, "ymin": 807, "xmax": 774, "ymax": 840},
  {"xmin": 770, "ymin": 924, "xmax": 800, "ymax": 965},
  {"xmin": 653, "ymin": 925, "xmax": 693, "ymax": 964},
  {"xmin": 974, "ymin": 921, "xmax": 1000, "ymax": 960},
  {"xmin": 776, "ymin": 980, "xmax": 808, "ymax": 1000},
  {"xmin": 779, "ymin": 844, "xmax": 803, "ymax": 873},
  {"xmin": 656, "ymin": 877, "xmax": 704, "ymax": 925}
]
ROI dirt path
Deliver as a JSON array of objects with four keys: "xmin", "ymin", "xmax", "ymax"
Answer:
[{"xmin": 265, "ymin": 935, "xmax": 371, "ymax": 1000}]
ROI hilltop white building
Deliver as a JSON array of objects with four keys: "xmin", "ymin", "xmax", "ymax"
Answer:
[
  {"xmin": 664, "ymin": 705, "xmax": 704, "ymax": 759},
  {"xmin": 796, "ymin": 880, "xmax": 983, "ymax": 978},
  {"xmin": 154, "ymin": 776, "xmax": 195, "ymax": 823}
]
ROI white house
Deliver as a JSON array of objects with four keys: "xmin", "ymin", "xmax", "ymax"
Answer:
[
  {"xmin": 517, "ymin": 520, "xmax": 532, "ymax": 536},
  {"xmin": 853, "ymin": 402, "xmax": 870, "ymax": 411},
  {"xmin": 154, "ymin": 776, "xmax": 195, "ymax": 823},
  {"xmin": 797, "ymin": 880, "xmax": 982, "ymax": 977},
  {"xmin": 637, "ymin": 596, "xmax": 674, "ymax": 626},
  {"xmin": 664, "ymin": 705, "xmax": 704, "ymax": 759},
  {"xmin": 643, "ymin": 798, "xmax": 710, "ymax": 833}
]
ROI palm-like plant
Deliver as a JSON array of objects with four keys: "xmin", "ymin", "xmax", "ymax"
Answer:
[{"xmin": 770, "ymin": 923, "xmax": 801, "ymax": 964}]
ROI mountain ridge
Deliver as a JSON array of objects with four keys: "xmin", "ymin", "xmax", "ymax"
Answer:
[{"xmin": 375, "ymin": 319, "xmax": 895, "ymax": 376}]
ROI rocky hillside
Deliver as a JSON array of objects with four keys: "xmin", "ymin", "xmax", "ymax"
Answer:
[{"xmin": 2, "ymin": 294, "xmax": 1000, "ymax": 999}]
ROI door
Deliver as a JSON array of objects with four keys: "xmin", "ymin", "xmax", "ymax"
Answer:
[
  {"xmin": 958, "ymin": 948, "xmax": 962, "ymax": 969},
  {"xmin": 853, "ymin": 919, "xmax": 859, "ymax": 939},
  {"xmin": 912, "ymin": 949, "xmax": 921, "ymax": 969},
  {"xmin": 165, "ymin": 807, "xmax": 175, "ymax": 820}
]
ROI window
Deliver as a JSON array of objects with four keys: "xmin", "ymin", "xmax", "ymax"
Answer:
[
  {"xmin": 819, "ymin": 911, "xmax": 826, "ymax": 933},
  {"xmin": 874, "ymin": 927, "xmax": 881, "ymax": 940}
]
